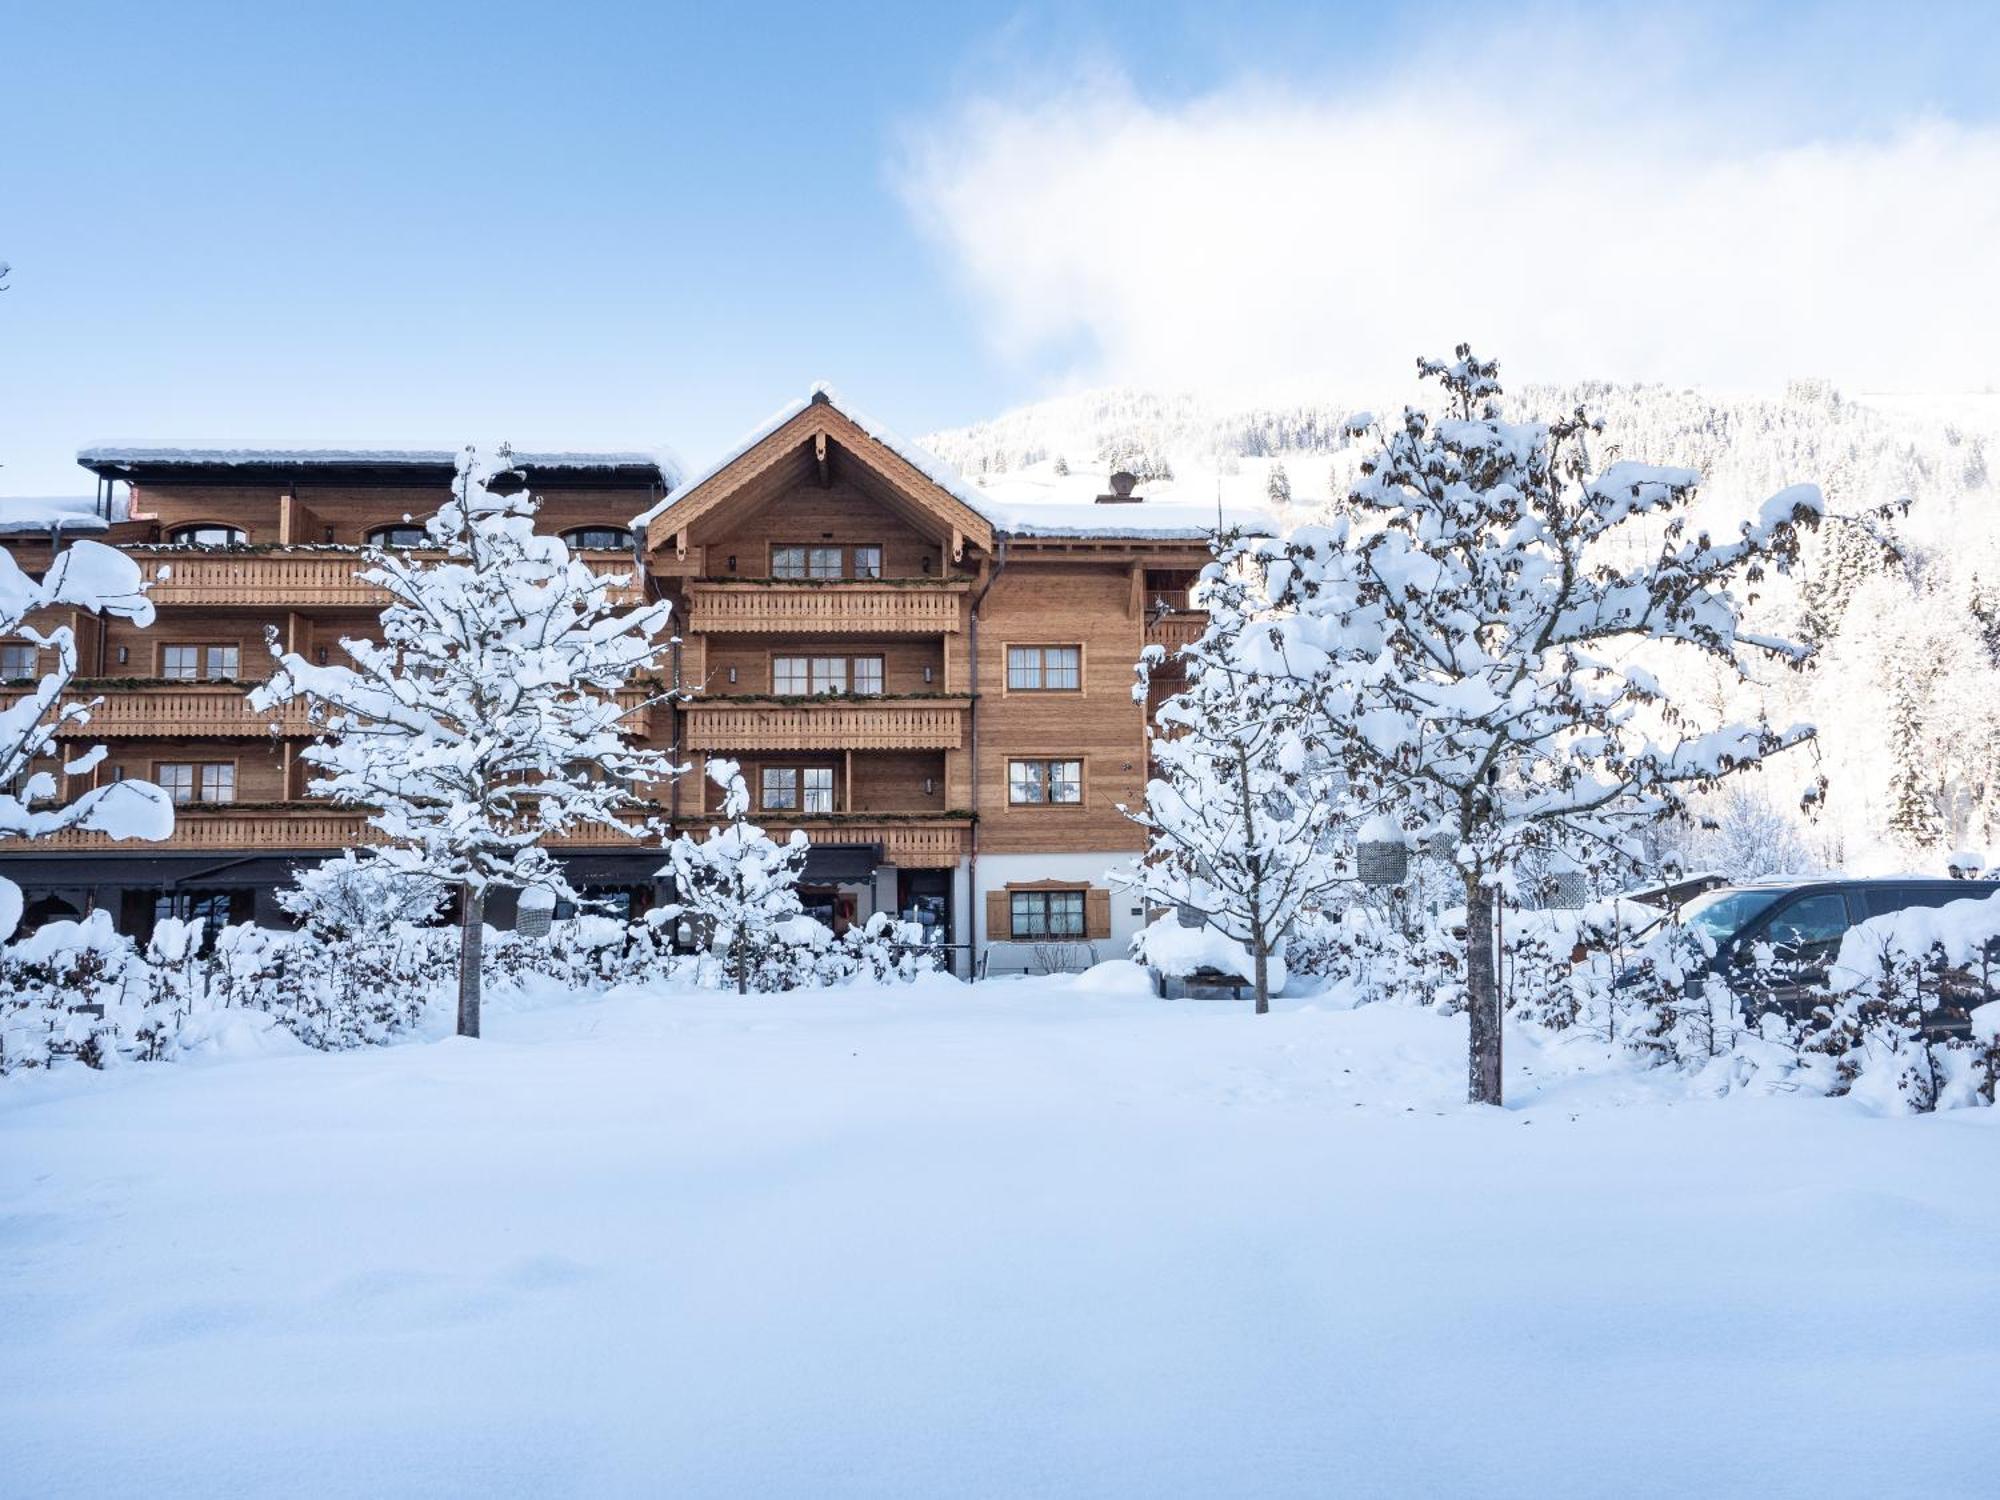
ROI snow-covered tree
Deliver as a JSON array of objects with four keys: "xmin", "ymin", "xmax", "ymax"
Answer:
[
  {"xmin": 249, "ymin": 444, "xmax": 680, "ymax": 1038},
  {"xmin": 1242, "ymin": 348, "xmax": 1826, "ymax": 1104},
  {"xmin": 1121, "ymin": 552, "xmax": 1348, "ymax": 1013},
  {"xmin": 1265, "ymin": 460, "xmax": 1291, "ymax": 506},
  {"xmin": 656, "ymin": 759, "xmax": 808, "ymax": 995},
  {"xmin": 1884, "ymin": 675, "xmax": 1947, "ymax": 856},
  {"xmin": 0, "ymin": 541, "xmax": 173, "ymax": 939}
]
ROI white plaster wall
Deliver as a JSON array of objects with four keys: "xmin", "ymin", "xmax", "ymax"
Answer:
[{"xmin": 970, "ymin": 850, "xmax": 1146, "ymax": 976}]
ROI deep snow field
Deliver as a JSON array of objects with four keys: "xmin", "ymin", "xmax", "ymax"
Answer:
[{"xmin": 5, "ymin": 971, "xmax": 1998, "ymax": 1499}]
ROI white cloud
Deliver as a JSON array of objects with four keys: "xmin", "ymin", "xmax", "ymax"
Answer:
[{"xmin": 899, "ymin": 56, "xmax": 2000, "ymax": 396}]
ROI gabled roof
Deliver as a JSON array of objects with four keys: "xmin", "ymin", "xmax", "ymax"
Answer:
[{"xmin": 635, "ymin": 385, "xmax": 997, "ymax": 556}]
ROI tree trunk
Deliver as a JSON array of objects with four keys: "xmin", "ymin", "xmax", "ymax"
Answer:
[
  {"xmin": 457, "ymin": 884, "xmax": 485, "ymax": 1039},
  {"xmin": 734, "ymin": 933, "xmax": 747, "ymax": 996},
  {"xmin": 1252, "ymin": 944, "xmax": 1270, "ymax": 1016},
  {"xmin": 1463, "ymin": 874, "xmax": 1502, "ymax": 1105}
]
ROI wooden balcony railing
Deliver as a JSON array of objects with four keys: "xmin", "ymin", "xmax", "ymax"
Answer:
[
  {"xmin": 0, "ymin": 803, "xmax": 971, "ymax": 866},
  {"xmin": 685, "ymin": 581, "xmax": 966, "ymax": 635},
  {"xmin": 681, "ymin": 696, "xmax": 968, "ymax": 752},
  {"xmin": 1144, "ymin": 611, "xmax": 1209, "ymax": 653},
  {"xmin": 0, "ymin": 682, "xmax": 656, "ymax": 739},
  {"xmin": 134, "ymin": 549, "xmax": 645, "ymax": 607}
]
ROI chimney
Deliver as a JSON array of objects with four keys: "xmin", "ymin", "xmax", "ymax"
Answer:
[{"xmin": 1096, "ymin": 470, "xmax": 1141, "ymax": 504}]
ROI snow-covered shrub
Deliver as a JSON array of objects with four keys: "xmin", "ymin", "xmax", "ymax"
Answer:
[
  {"xmin": 275, "ymin": 850, "xmax": 446, "ymax": 938},
  {"xmin": 656, "ymin": 761, "xmax": 809, "ymax": 994},
  {"xmin": 0, "ymin": 911, "xmax": 138, "ymax": 1070}
]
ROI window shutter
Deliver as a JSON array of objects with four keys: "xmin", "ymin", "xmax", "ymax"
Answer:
[
  {"xmin": 985, "ymin": 890, "xmax": 1010, "ymax": 941},
  {"xmin": 1085, "ymin": 887, "xmax": 1112, "ymax": 940}
]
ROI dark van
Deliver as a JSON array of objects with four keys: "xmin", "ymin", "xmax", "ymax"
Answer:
[{"xmin": 1668, "ymin": 877, "xmax": 2000, "ymax": 1016}]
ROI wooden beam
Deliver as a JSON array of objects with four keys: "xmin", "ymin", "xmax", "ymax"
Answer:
[{"xmin": 815, "ymin": 431, "xmax": 830, "ymax": 488}]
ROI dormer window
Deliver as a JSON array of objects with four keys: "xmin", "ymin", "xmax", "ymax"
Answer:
[
  {"xmin": 366, "ymin": 525, "xmax": 429, "ymax": 549},
  {"xmin": 563, "ymin": 526, "xmax": 634, "ymax": 551},
  {"xmin": 168, "ymin": 524, "xmax": 246, "ymax": 546}
]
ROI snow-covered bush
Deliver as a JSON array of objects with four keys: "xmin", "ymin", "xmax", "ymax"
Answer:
[
  {"xmin": 275, "ymin": 850, "xmax": 447, "ymax": 938},
  {"xmin": 656, "ymin": 761, "xmax": 809, "ymax": 994}
]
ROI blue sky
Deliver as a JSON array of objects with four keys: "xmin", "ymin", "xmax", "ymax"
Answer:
[{"xmin": 3, "ymin": 0, "xmax": 1996, "ymax": 495}]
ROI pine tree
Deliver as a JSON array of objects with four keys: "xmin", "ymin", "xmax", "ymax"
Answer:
[
  {"xmin": 0, "ymin": 541, "xmax": 174, "ymax": 938},
  {"xmin": 1240, "ymin": 348, "xmax": 1826, "ymax": 1104},
  {"xmin": 1884, "ymin": 676, "xmax": 1946, "ymax": 855},
  {"xmin": 250, "ymin": 444, "xmax": 681, "ymax": 1037},
  {"xmin": 1120, "ymin": 550, "xmax": 1348, "ymax": 1013},
  {"xmin": 1265, "ymin": 460, "xmax": 1291, "ymax": 506},
  {"xmin": 658, "ymin": 760, "xmax": 808, "ymax": 994}
]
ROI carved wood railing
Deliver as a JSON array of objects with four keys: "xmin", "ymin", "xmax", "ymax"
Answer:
[
  {"xmin": 1144, "ymin": 611, "xmax": 1209, "ymax": 653},
  {"xmin": 685, "ymin": 581, "xmax": 967, "ymax": 635},
  {"xmin": 0, "ymin": 804, "xmax": 971, "ymax": 866},
  {"xmin": 0, "ymin": 683, "xmax": 656, "ymax": 738},
  {"xmin": 681, "ymin": 696, "xmax": 968, "ymax": 751},
  {"xmin": 134, "ymin": 549, "xmax": 645, "ymax": 607}
]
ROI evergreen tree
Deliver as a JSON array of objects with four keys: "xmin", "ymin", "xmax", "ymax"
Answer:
[
  {"xmin": 1884, "ymin": 676, "xmax": 1946, "ymax": 855},
  {"xmin": 1265, "ymin": 460, "xmax": 1291, "ymax": 506},
  {"xmin": 250, "ymin": 444, "xmax": 680, "ymax": 1038}
]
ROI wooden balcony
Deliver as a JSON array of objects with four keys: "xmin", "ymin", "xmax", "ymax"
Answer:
[
  {"xmin": 0, "ymin": 682, "xmax": 656, "ymax": 739},
  {"xmin": 0, "ymin": 803, "xmax": 970, "ymax": 867},
  {"xmin": 681, "ymin": 696, "xmax": 968, "ymax": 752},
  {"xmin": 685, "ymin": 581, "xmax": 966, "ymax": 635},
  {"xmin": 1145, "ymin": 611, "xmax": 1209, "ymax": 653},
  {"xmin": 676, "ymin": 814, "xmax": 973, "ymax": 870},
  {"xmin": 134, "ymin": 548, "xmax": 646, "ymax": 608}
]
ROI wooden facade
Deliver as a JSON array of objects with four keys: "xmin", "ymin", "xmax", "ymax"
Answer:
[{"xmin": 1, "ymin": 395, "xmax": 1218, "ymax": 961}]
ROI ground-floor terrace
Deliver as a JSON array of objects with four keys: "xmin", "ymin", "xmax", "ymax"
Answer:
[{"xmin": 0, "ymin": 807, "xmax": 1149, "ymax": 974}]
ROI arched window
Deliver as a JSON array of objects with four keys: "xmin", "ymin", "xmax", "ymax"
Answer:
[
  {"xmin": 167, "ymin": 524, "xmax": 246, "ymax": 546},
  {"xmin": 366, "ymin": 525, "xmax": 430, "ymax": 549},
  {"xmin": 562, "ymin": 526, "xmax": 634, "ymax": 551}
]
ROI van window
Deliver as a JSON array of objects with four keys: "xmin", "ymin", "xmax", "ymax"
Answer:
[
  {"xmin": 1864, "ymin": 886, "xmax": 1960, "ymax": 918},
  {"xmin": 1763, "ymin": 893, "xmax": 1849, "ymax": 952}
]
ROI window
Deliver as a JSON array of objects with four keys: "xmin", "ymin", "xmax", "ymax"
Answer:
[
  {"xmin": 772, "ymin": 655, "xmax": 881, "ymax": 694},
  {"xmin": 157, "ymin": 762, "xmax": 235, "ymax": 804},
  {"xmin": 1008, "ymin": 758, "xmax": 1083, "ymax": 805},
  {"xmin": 152, "ymin": 889, "xmax": 242, "ymax": 949},
  {"xmin": 1011, "ymin": 889, "xmax": 1086, "ymax": 939},
  {"xmin": 161, "ymin": 643, "xmax": 239, "ymax": 681},
  {"xmin": 1764, "ymin": 893, "xmax": 1849, "ymax": 953},
  {"xmin": 167, "ymin": 524, "xmax": 246, "ymax": 546},
  {"xmin": 759, "ymin": 765, "xmax": 835, "ymax": 813},
  {"xmin": 771, "ymin": 543, "xmax": 878, "ymax": 579},
  {"xmin": 562, "ymin": 526, "xmax": 634, "ymax": 550},
  {"xmin": 0, "ymin": 643, "xmax": 35, "ymax": 679},
  {"xmin": 365, "ymin": 524, "xmax": 429, "ymax": 548},
  {"xmin": 761, "ymin": 767, "xmax": 797, "ymax": 810},
  {"xmin": 1007, "ymin": 645, "xmax": 1082, "ymax": 691},
  {"xmin": 802, "ymin": 767, "xmax": 835, "ymax": 813}
]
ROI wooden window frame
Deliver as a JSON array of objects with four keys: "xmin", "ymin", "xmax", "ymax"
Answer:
[
  {"xmin": 159, "ymin": 642, "xmax": 242, "ymax": 682},
  {"xmin": 153, "ymin": 758, "xmax": 239, "ymax": 805},
  {"xmin": 165, "ymin": 522, "xmax": 248, "ymax": 547},
  {"xmin": 1003, "ymin": 643, "xmax": 1085, "ymax": 693},
  {"xmin": 0, "ymin": 642, "xmax": 38, "ymax": 680},
  {"xmin": 1006, "ymin": 756, "xmax": 1086, "ymax": 808},
  {"xmin": 364, "ymin": 523, "xmax": 431, "ymax": 549},
  {"xmin": 768, "ymin": 543, "xmax": 886, "ymax": 581},
  {"xmin": 756, "ymin": 762, "xmax": 840, "ymax": 814},
  {"xmin": 767, "ymin": 651, "xmax": 887, "ymax": 695},
  {"xmin": 850, "ymin": 543, "xmax": 885, "ymax": 580},
  {"xmin": 988, "ymin": 879, "xmax": 1113, "ymax": 942},
  {"xmin": 560, "ymin": 525, "xmax": 636, "ymax": 552}
]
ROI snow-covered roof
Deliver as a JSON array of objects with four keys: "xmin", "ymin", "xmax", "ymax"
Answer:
[
  {"xmin": 0, "ymin": 495, "xmax": 109, "ymax": 535},
  {"xmin": 637, "ymin": 383, "xmax": 1274, "ymax": 541},
  {"xmin": 79, "ymin": 442, "xmax": 680, "ymax": 481}
]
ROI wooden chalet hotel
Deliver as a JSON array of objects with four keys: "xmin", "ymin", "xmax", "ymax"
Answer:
[{"xmin": 0, "ymin": 389, "xmax": 1263, "ymax": 971}]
